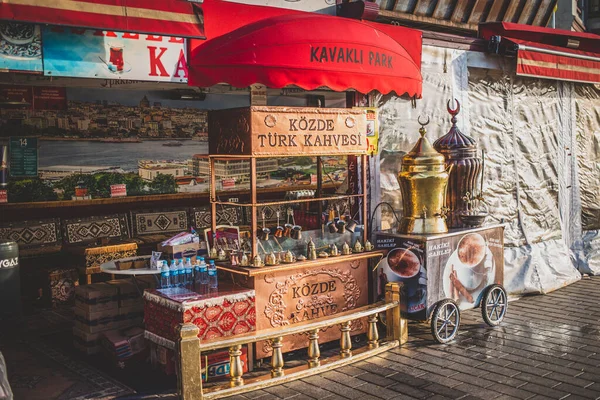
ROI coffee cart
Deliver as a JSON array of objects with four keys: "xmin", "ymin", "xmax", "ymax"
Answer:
[
  {"xmin": 207, "ymin": 106, "xmax": 383, "ymax": 360},
  {"xmin": 375, "ymin": 225, "xmax": 507, "ymax": 343}
]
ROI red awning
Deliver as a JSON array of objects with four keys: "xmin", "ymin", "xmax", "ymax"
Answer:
[
  {"xmin": 480, "ymin": 22, "xmax": 600, "ymax": 85},
  {"xmin": 0, "ymin": 0, "xmax": 204, "ymax": 38},
  {"xmin": 188, "ymin": 4, "xmax": 422, "ymax": 97}
]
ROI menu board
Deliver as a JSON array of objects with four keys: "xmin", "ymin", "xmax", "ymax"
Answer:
[{"xmin": 9, "ymin": 137, "xmax": 38, "ymax": 178}]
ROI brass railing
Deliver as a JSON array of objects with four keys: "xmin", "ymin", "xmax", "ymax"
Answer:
[{"xmin": 175, "ymin": 282, "xmax": 406, "ymax": 400}]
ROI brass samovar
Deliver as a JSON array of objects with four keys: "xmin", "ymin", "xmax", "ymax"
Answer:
[
  {"xmin": 433, "ymin": 100, "xmax": 482, "ymax": 228},
  {"xmin": 398, "ymin": 117, "xmax": 452, "ymax": 234}
]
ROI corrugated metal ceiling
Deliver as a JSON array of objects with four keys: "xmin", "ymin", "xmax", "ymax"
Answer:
[{"xmin": 378, "ymin": 0, "xmax": 558, "ymax": 34}]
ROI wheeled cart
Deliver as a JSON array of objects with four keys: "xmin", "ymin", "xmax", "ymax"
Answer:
[{"xmin": 375, "ymin": 224, "xmax": 507, "ymax": 343}]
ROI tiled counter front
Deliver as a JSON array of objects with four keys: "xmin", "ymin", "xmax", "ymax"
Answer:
[{"xmin": 143, "ymin": 287, "xmax": 256, "ymax": 348}]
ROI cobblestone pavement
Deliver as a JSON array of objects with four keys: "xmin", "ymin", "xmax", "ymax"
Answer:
[{"xmin": 224, "ymin": 276, "xmax": 600, "ymax": 400}]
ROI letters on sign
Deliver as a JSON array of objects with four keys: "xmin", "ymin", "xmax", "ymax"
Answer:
[
  {"xmin": 0, "ymin": 257, "xmax": 18, "ymax": 269},
  {"xmin": 310, "ymin": 46, "xmax": 393, "ymax": 69}
]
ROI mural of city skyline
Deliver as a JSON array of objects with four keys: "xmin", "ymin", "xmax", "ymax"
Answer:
[{"xmin": 0, "ymin": 88, "xmax": 219, "ymax": 141}]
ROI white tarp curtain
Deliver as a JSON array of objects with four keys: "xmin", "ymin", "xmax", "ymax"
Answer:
[
  {"xmin": 575, "ymin": 84, "xmax": 600, "ymax": 274},
  {"xmin": 375, "ymin": 45, "xmax": 582, "ymax": 296}
]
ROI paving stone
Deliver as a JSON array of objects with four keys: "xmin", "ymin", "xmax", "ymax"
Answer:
[
  {"xmin": 445, "ymin": 372, "xmax": 496, "ymax": 388},
  {"xmin": 242, "ymin": 390, "xmax": 279, "ymax": 399},
  {"xmin": 355, "ymin": 372, "xmax": 398, "ymax": 388},
  {"xmin": 283, "ymin": 380, "xmax": 335, "ymax": 399},
  {"xmin": 359, "ymin": 381, "xmax": 424, "ymax": 399},
  {"xmin": 544, "ymin": 372, "xmax": 595, "ymax": 388},
  {"xmin": 336, "ymin": 365, "xmax": 368, "ymax": 377},
  {"xmin": 517, "ymin": 383, "xmax": 570, "ymax": 399},
  {"xmin": 263, "ymin": 385, "xmax": 303, "ymax": 399},
  {"xmin": 321, "ymin": 370, "xmax": 365, "ymax": 388},
  {"xmin": 452, "ymin": 382, "xmax": 502, "ymax": 398},
  {"xmin": 420, "ymin": 382, "xmax": 468, "ymax": 399},
  {"xmin": 477, "ymin": 372, "xmax": 527, "ymax": 387},
  {"xmin": 552, "ymin": 382, "xmax": 598, "ymax": 399},
  {"xmin": 486, "ymin": 383, "xmax": 535, "ymax": 399},
  {"xmin": 301, "ymin": 376, "xmax": 363, "ymax": 399}
]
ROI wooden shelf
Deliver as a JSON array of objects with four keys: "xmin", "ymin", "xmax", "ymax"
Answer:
[{"xmin": 215, "ymin": 250, "xmax": 384, "ymax": 277}]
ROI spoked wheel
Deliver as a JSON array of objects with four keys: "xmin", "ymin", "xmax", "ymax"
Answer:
[
  {"xmin": 481, "ymin": 284, "xmax": 508, "ymax": 327},
  {"xmin": 430, "ymin": 299, "xmax": 460, "ymax": 344}
]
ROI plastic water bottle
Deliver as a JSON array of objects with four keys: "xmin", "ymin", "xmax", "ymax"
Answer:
[
  {"xmin": 184, "ymin": 258, "xmax": 194, "ymax": 290},
  {"xmin": 177, "ymin": 258, "xmax": 185, "ymax": 287},
  {"xmin": 208, "ymin": 260, "xmax": 218, "ymax": 289},
  {"xmin": 195, "ymin": 257, "xmax": 208, "ymax": 294},
  {"xmin": 160, "ymin": 261, "xmax": 170, "ymax": 289},
  {"xmin": 169, "ymin": 259, "xmax": 178, "ymax": 288}
]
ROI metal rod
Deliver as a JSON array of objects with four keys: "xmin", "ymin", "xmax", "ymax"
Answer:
[
  {"xmin": 317, "ymin": 156, "xmax": 323, "ymax": 224},
  {"xmin": 212, "ymin": 194, "xmax": 365, "ymax": 208},
  {"xmin": 518, "ymin": 43, "xmax": 600, "ymax": 63},
  {"xmin": 210, "ymin": 158, "xmax": 217, "ymax": 237},
  {"xmin": 361, "ymin": 154, "xmax": 368, "ymax": 244},
  {"xmin": 250, "ymin": 158, "xmax": 258, "ymax": 259},
  {"xmin": 480, "ymin": 149, "xmax": 485, "ymax": 199}
]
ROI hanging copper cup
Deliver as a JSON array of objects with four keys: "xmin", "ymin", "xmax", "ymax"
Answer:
[
  {"xmin": 274, "ymin": 210, "xmax": 284, "ymax": 238},
  {"xmin": 345, "ymin": 218, "xmax": 358, "ymax": 233},
  {"xmin": 326, "ymin": 207, "xmax": 338, "ymax": 233},
  {"xmin": 290, "ymin": 209, "xmax": 302, "ymax": 240},
  {"xmin": 283, "ymin": 208, "xmax": 293, "ymax": 238},
  {"xmin": 260, "ymin": 211, "xmax": 270, "ymax": 241},
  {"xmin": 335, "ymin": 205, "xmax": 346, "ymax": 234}
]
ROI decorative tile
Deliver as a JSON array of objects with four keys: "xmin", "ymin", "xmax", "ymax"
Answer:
[
  {"xmin": 84, "ymin": 243, "xmax": 138, "ymax": 269},
  {"xmin": 132, "ymin": 209, "xmax": 188, "ymax": 236},
  {"xmin": 192, "ymin": 206, "xmax": 243, "ymax": 229},
  {"xmin": 62, "ymin": 214, "xmax": 129, "ymax": 245},
  {"xmin": 0, "ymin": 218, "xmax": 61, "ymax": 251}
]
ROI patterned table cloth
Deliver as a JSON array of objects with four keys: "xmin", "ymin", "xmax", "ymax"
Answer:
[{"xmin": 143, "ymin": 286, "xmax": 256, "ymax": 348}]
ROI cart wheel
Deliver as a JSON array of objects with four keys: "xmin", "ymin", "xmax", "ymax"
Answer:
[
  {"xmin": 481, "ymin": 284, "xmax": 507, "ymax": 327},
  {"xmin": 430, "ymin": 299, "xmax": 460, "ymax": 344}
]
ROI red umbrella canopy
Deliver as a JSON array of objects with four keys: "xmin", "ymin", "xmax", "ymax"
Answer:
[{"xmin": 188, "ymin": 13, "xmax": 422, "ymax": 97}]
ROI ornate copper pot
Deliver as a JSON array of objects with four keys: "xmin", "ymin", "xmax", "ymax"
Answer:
[
  {"xmin": 398, "ymin": 118, "xmax": 452, "ymax": 234},
  {"xmin": 433, "ymin": 100, "xmax": 482, "ymax": 228}
]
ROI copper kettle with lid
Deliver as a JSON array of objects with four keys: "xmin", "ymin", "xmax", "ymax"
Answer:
[{"xmin": 398, "ymin": 117, "xmax": 452, "ymax": 234}]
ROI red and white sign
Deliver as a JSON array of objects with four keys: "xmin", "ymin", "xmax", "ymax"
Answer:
[
  {"xmin": 310, "ymin": 174, "xmax": 317, "ymax": 185},
  {"xmin": 0, "ymin": 190, "xmax": 7, "ymax": 203},
  {"xmin": 43, "ymin": 27, "xmax": 190, "ymax": 83},
  {"xmin": 221, "ymin": 178, "xmax": 235, "ymax": 190},
  {"xmin": 110, "ymin": 184, "xmax": 127, "ymax": 198}
]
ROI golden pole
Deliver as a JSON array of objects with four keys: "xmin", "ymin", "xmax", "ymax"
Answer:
[
  {"xmin": 176, "ymin": 323, "xmax": 203, "ymax": 400},
  {"xmin": 385, "ymin": 282, "xmax": 407, "ymax": 345},
  {"xmin": 270, "ymin": 336, "xmax": 285, "ymax": 378},
  {"xmin": 367, "ymin": 314, "xmax": 379, "ymax": 349},
  {"xmin": 228, "ymin": 345, "xmax": 244, "ymax": 387},
  {"xmin": 307, "ymin": 329, "xmax": 320, "ymax": 368},
  {"xmin": 339, "ymin": 321, "xmax": 352, "ymax": 358}
]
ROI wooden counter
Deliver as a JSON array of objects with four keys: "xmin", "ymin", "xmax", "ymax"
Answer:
[{"xmin": 217, "ymin": 251, "xmax": 384, "ymax": 359}]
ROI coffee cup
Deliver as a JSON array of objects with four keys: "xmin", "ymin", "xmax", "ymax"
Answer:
[{"xmin": 386, "ymin": 248, "xmax": 421, "ymax": 279}]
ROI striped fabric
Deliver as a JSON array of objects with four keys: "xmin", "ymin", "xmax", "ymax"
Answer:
[
  {"xmin": 0, "ymin": 0, "xmax": 204, "ymax": 38},
  {"xmin": 513, "ymin": 40, "xmax": 600, "ymax": 85}
]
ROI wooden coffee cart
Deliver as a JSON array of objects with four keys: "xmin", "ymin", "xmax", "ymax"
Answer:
[{"xmin": 207, "ymin": 106, "xmax": 384, "ymax": 360}]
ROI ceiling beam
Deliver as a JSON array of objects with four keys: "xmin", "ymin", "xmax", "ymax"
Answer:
[
  {"xmin": 503, "ymin": 0, "xmax": 522, "ymax": 22},
  {"xmin": 468, "ymin": 0, "xmax": 492, "ymax": 24},
  {"xmin": 486, "ymin": 0, "xmax": 507, "ymax": 21},
  {"xmin": 451, "ymin": 0, "xmax": 471, "ymax": 22},
  {"xmin": 432, "ymin": 0, "xmax": 454, "ymax": 19},
  {"xmin": 518, "ymin": 0, "xmax": 537, "ymax": 24},
  {"xmin": 414, "ymin": 0, "xmax": 437, "ymax": 16},
  {"xmin": 532, "ymin": 0, "xmax": 556, "ymax": 26}
]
